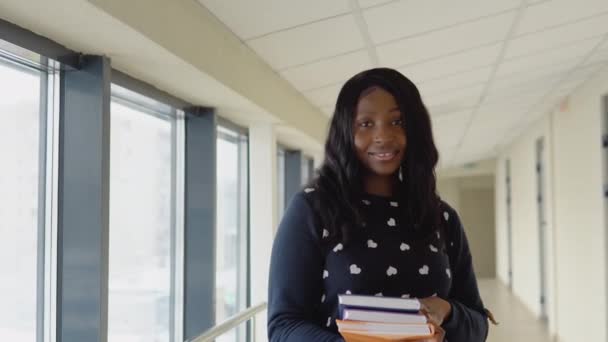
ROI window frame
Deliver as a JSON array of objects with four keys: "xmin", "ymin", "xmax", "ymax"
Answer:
[{"xmin": 216, "ymin": 121, "xmax": 250, "ymax": 341}]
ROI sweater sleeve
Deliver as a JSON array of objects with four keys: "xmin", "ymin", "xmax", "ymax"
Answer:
[
  {"xmin": 441, "ymin": 205, "xmax": 489, "ymax": 342},
  {"xmin": 267, "ymin": 191, "xmax": 344, "ymax": 342}
]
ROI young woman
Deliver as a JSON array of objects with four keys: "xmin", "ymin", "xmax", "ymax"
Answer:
[{"xmin": 267, "ymin": 68, "xmax": 490, "ymax": 342}]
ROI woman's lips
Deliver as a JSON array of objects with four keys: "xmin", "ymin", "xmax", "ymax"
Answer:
[{"xmin": 368, "ymin": 151, "xmax": 399, "ymax": 161}]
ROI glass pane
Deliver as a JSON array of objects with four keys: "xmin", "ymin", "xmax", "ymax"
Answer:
[
  {"xmin": 0, "ymin": 60, "xmax": 41, "ymax": 340},
  {"xmin": 216, "ymin": 132, "xmax": 247, "ymax": 342},
  {"xmin": 108, "ymin": 99, "xmax": 173, "ymax": 342}
]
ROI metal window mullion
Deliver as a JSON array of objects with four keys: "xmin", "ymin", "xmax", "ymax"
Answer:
[
  {"xmin": 56, "ymin": 55, "xmax": 111, "ymax": 342},
  {"xmin": 183, "ymin": 107, "xmax": 217, "ymax": 341},
  {"xmin": 36, "ymin": 58, "xmax": 49, "ymax": 342}
]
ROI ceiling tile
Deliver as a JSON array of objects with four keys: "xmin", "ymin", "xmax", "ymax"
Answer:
[
  {"xmin": 320, "ymin": 105, "xmax": 335, "ymax": 117},
  {"xmin": 483, "ymin": 89, "xmax": 547, "ymax": 108},
  {"xmin": 422, "ymin": 84, "xmax": 484, "ymax": 108},
  {"xmin": 505, "ymin": 13, "xmax": 608, "ymax": 59},
  {"xmin": 476, "ymin": 103, "xmax": 530, "ymax": 126},
  {"xmin": 304, "ymin": 84, "xmax": 343, "ymax": 107},
  {"xmin": 281, "ymin": 50, "xmax": 372, "ymax": 91},
  {"xmin": 482, "ymin": 93, "xmax": 541, "ymax": 109},
  {"xmin": 363, "ymin": 0, "xmax": 520, "ymax": 44},
  {"xmin": 453, "ymin": 149, "xmax": 497, "ymax": 166},
  {"xmin": 563, "ymin": 63, "xmax": 604, "ymax": 82},
  {"xmin": 556, "ymin": 78, "xmax": 587, "ymax": 93},
  {"xmin": 376, "ymin": 11, "xmax": 515, "ymax": 67},
  {"xmin": 428, "ymin": 103, "xmax": 477, "ymax": 117},
  {"xmin": 516, "ymin": 0, "xmax": 608, "ymax": 36},
  {"xmin": 398, "ymin": 44, "xmax": 502, "ymax": 83},
  {"xmin": 432, "ymin": 109, "xmax": 474, "ymax": 123},
  {"xmin": 477, "ymin": 102, "xmax": 541, "ymax": 117},
  {"xmin": 584, "ymin": 41, "xmax": 608, "ymax": 66},
  {"xmin": 247, "ymin": 15, "xmax": 365, "ymax": 70},
  {"xmin": 432, "ymin": 110, "xmax": 472, "ymax": 150},
  {"xmin": 492, "ymin": 60, "xmax": 578, "ymax": 89},
  {"xmin": 199, "ymin": 0, "xmax": 351, "ymax": 40},
  {"xmin": 495, "ymin": 124, "xmax": 528, "ymax": 151},
  {"xmin": 488, "ymin": 74, "xmax": 561, "ymax": 97},
  {"xmin": 496, "ymin": 38, "xmax": 600, "ymax": 76},
  {"xmin": 460, "ymin": 116, "xmax": 517, "ymax": 155},
  {"xmin": 456, "ymin": 121, "xmax": 503, "ymax": 157},
  {"xmin": 358, "ymin": 0, "xmax": 394, "ymax": 8},
  {"xmin": 417, "ymin": 67, "xmax": 492, "ymax": 95}
]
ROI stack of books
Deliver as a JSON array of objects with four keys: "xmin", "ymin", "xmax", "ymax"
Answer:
[{"xmin": 336, "ymin": 294, "xmax": 435, "ymax": 341}]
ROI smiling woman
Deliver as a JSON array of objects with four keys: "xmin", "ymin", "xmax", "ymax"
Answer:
[{"xmin": 267, "ymin": 68, "xmax": 489, "ymax": 342}]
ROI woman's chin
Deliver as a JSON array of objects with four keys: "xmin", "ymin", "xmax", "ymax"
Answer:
[{"xmin": 368, "ymin": 165, "xmax": 401, "ymax": 178}]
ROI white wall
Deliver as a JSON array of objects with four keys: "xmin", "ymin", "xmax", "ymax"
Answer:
[
  {"xmin": 460, "ymin": 188, "xmax": 496, "ymax": 278},
  {"xmin": 495, "ymin": 65, "xmax": 608, "ymax": 341},
  {"xmin": 495, "ymin": 111, "xmax": 560, "ymax": 337},
  {"xmin": 551, "ymin": 67, "xmax": 607, "ymax": 342},
  {"xmin": 437, "ymin": 178, "xmax": 461, "ymax": 212},
  {"xmin": 437, "ymin": 175, "xmax": 496, "ymax": 278}
]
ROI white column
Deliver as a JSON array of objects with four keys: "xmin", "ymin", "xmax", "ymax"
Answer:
[{"xmin": 249, "ymin": 123, "xmax": 277, "ymax": 341}]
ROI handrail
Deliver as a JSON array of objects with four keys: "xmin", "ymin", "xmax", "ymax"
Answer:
[{"xmin": 188, "ymin": 302, "xmax": 268, "ymax": 342}]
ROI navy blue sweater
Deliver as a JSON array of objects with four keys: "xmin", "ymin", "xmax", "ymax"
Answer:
[{"xmin": 268, "ymin": 189, "xmax": 488, "ymax": 341}]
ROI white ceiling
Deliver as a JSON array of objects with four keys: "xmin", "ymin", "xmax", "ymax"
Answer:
[{"xmin": 200, "ymin": 0, "xmax": 608, "ymax": 168}]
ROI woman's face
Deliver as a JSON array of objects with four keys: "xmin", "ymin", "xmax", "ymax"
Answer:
[{"xmin": 353, "ymin": 86, "xmax": 407, "ymax": 178}]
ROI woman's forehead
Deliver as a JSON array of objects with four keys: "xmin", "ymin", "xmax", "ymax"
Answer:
[{"xmin": 356, "ymin": 89, "xmax": 399, "ymax": 113}]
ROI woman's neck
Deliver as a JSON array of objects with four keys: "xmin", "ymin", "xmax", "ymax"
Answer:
[{"xmin": 363, "ymin": 174, "xmax": 397, "ymax": 197}]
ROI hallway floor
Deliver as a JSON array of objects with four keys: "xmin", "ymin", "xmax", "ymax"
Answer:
[{"xmin": 478, "ymin": 279, "xmax": 554, "ymax": 342}]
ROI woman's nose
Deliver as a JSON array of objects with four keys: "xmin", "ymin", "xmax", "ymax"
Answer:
[{"xmin": 374, "ymin": 126, "xmax": 395, "ymax": 144}]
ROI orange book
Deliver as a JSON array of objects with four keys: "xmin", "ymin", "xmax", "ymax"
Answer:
[
  {"xmin": 340, "ymin": 330, "xmax": 441, "ymax": 342},
  {"xmin": 336, "ymin": 320, "xmax": 435, "ymax": 341}
]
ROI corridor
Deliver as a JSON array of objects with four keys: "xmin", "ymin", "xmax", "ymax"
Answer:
[{"xmin": 480, "ymin": 279, "xmax": 554, "ymax": 342}]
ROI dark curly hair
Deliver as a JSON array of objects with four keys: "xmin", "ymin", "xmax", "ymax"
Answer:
[{"xmin": 308, "ymin": 68, "xmax": 443, "ymax": 246}]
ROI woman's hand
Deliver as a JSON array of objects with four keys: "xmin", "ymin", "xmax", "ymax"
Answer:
[
  {"xmin": 414, "ymin": 325, "xmax": 445, "ymax": 342},
  {"xmin": 419, "ymin": 296, "xmax": 452, "ymax": 326}
]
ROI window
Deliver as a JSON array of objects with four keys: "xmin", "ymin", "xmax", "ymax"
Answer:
[
  {"xmin": 108, "ymin": 86, "xmax": 178, "ymax": 342},
  {"xmin": 216, "ymin": 125, "xmax": 249, "ymax": 342},
  {"xmin": 0, "ymin": 45, "xmax": 45, "ymax": 340}
]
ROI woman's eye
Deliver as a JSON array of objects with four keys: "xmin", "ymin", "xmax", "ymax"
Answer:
[
  {"xmin": 359, "ymin": 121, "xmax": 372, "ymax": 127},
  {"xmin": 393, "ymin": 119, "xmax": 403, "ymax": 126}
]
